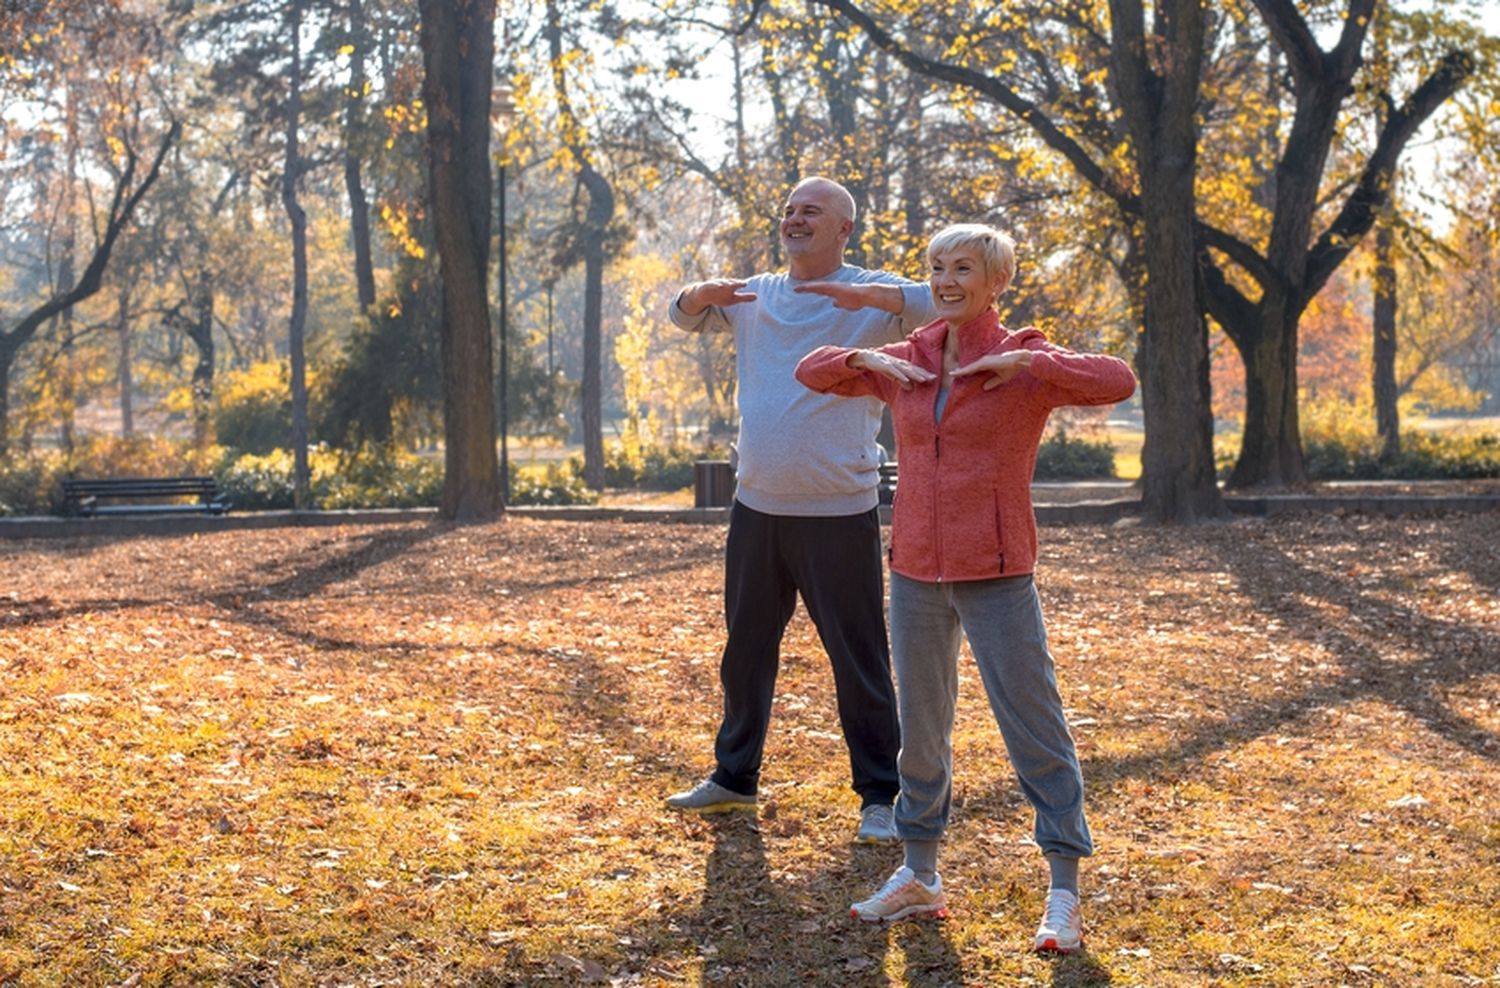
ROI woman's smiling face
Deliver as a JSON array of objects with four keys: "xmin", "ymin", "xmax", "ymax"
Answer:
[{"xmin": 930, "ymin": 244, "xmax": 1005, "ymax": 328}]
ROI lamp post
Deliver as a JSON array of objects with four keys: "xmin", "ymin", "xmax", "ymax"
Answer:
[{"xmin": 495, "ymin": 85, "xmax": 516, "ymax": 503}]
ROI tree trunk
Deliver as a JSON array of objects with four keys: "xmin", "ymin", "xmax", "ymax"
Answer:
[
  {"xmin": 0, "ymin": 346, "xmax": 13, "ymax": 455},
  {"xmin": 1229, "ymin": 300, "xmax": 1303, "ymax": 488},
  {"xmin": 813, "ymin": 26, "xmax": 867, "ymax": 264},
  {"xmin": 345, "ymin": 0, "xmax": 377, "ymax": 312},
  {"xmin": 57, "ymin": 236, "xmax": 77, "ymax": 457},
  {"xmin": 117, "ymin": 286, "xmax": 133, "ymax": 437},
  {"xmin": 1372, "ymin": 209, "xmax": 1399, "ymax": 460},
  {"xmin": 186, "ymin": 276, "xmax": 216, "ymax": 450},
  {"xmin": 59, "ymin": 82, "xmax": 79, "ymax": 456},
  {"xmin": 574, "ymin": 166, "xmax": 615, "ymax": 491},
  {"xmin": 1110, "ymin": 0, "xmax": 1226, "ymax": 523},
  {"xmin": 1219, "ymin": 61, "xmax": 1341, "ymax": 490},
  {"xmin": 1369, "ymin": 10, "xmax": 1400, "ymax": 461},
  {"xmin": 762, "ymin": 35, "xmax": 797, "ymax": 269},
  {"xmin": 581, "ymin": 222, "xmax": 608, "ymax": 488},
  {"xmin": 1136, "ymin": 171, "xmax": 1226, "ymax": 522},
  {"xmin": 545, "ymin": 0, "xmax": 615, "ymax": 491},
  {"xmin": 1213, "ymin": 7, "xmax": 1469, "ymax": 488},
  {"xmin": 283, "ymin": 0, "xmax": 311, "ymax": 509},
  {"xmin": 419, "ymin": 0, "xmax": 499, "ymax": 521}
]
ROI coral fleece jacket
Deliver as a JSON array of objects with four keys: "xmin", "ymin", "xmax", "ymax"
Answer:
[{"xmin": 796, "ymin": 310, "xmax": 1137, "ymax": 583}]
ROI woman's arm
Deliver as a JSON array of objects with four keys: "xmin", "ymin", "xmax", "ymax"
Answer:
[
  {"xmin": 977, "ymin": 342, "xmax": 1134, "ymax": 406},
  {"xmin": 795, "ymin": 344, "xmax": 928, "ymax": 399}
]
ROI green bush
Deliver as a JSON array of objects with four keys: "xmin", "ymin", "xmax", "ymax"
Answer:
[
  {"xmin": 214, "ymin": 362, "xmax": 314, "ymax": 456},
  {"xmin": 214, "ymin": 450, "xmax": 297, "ymax": 510},
  {"xmin": 1304, "ymin": 430, "xmax": 1500, "ymax": 480},
  {"xmin": 213, "ymin": 446, "xmax": 445, "ymax": 511},
  {"xmin": 317, "ymin": 448, "xmax": 442, "ymax": 510},
  {"xmin": 510, "ymin": 461, "xmax": 599, "ymax": 506},
  {"xmin": 0, "ymin": 457, "xmax": 52, "ymax": 515},
  {"xmin": 1034, "ymin": 431, "xmax": 1117, "ymax": 480},
  {"xmin": 588, "ymin": 438, "xmax": 722, "ymax": 490}
]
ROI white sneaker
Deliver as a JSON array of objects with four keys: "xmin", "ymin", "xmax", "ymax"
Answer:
[
  {"xmin": 1033, "ymin": 888, "xmax": 1083, "ymax": 953},
  {"xmin": 664, "ymin": 778, "xmax": 756, "ymax": 814},
  {"xmin": 850, "ymin": 866, "xmax": 947, "ymax": 923},
  {"xmin": 855, "ymin": 803, "xmax": 898, "ymax": 844}
]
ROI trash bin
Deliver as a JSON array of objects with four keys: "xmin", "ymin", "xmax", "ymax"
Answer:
[
  {"xmin": 878, "ymin": 461, "xmax": 899, "ymax": 506},
  {"xmin": 693, "ymin": 460, "xmax": 736, "ymax": 508}
]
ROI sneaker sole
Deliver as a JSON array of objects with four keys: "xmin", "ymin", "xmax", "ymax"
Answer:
[
  {"xmin": 854, "ymin": 833, "xmax": 900, "ymax": 845},
  {"xmin": 1033, "ymin": 936, "xmax": 1083, "ymax": 954},
  {"xmin": 665, "ymin": 800, "xmax": 757, "ymax": 815},
  {"xmin": 851, "ymin": 903, "xmax": 949, "ymax": 924}
]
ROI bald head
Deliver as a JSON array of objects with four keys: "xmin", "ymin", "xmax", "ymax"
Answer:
[
  {"xmin": 781, "ymin": 177, "xmax": 857, "ymax": 279},
  {"xmin": 790, "ymin": 177, "xmax": 856, "ymax": 224}
]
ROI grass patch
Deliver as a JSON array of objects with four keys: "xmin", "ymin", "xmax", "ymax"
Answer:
[{"xmin": 1, "ymin": 513, "xmax": 1497, "ymax": 984}]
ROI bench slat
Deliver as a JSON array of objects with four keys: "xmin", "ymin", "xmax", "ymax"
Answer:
[{"xmin": 62, "ymin": 476, "xmax": 229, "ymax": 517}]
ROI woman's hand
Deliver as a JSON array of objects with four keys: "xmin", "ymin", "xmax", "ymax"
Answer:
[
  {"xmin": 849, "ymin": 350, "xmax": 936, "ymax": 390},
  {"xmin": 951, "ymin": 351, "xmax": 1033, "ymax": 390}
]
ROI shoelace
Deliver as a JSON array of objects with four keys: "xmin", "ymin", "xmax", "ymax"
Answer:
[
  {"xmin": 876, "ymin": 872, "xmax": 918, "ymax": 901},
  {"xmin": 1041, "ymin": 893, "xmax": 1078, "ymax": 930}
]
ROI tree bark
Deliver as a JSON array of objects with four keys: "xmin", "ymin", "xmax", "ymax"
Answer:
[
  {"xmin": 1110, "ymin": 0, "xmax": 1227, "ymax": 523},
  {"xmin": 283, "ymin": 0, "xmax": 311, "ymax": 510},
  {"xmin": 1370, "ymin": 16, "xmax": 1398, "ymax": 461},
  {"xmin": 419, "ymin": 0, "xmax": 499, "ymax": 520},
  {"xmin": 184, "ymin": 276, "xmax": 217, "ymax": 450},
  {"xmin": 546, "ymin": 0, "xmax": 615, "ymax": 491},
  {"xmin": 1372, "ymin": 208, "xmax": 1399, "ymax": 459},
  {"xmin": 345, "ymin": 0, "xmax": 377, "ymax": 313},
  {"xmin": 57, "ymin": 225, "xmax": 77, "ymax": 457},
  {"xmin": 580, "ymin": 185, "xmax": 612, "ymax": 490},
  {"xmin": 1228, "ymin": 299, "xmax": 1304, "ymax": 488},
  {"xmin": 116, "ymin": 286, "xmax": 134, "ymax": 437}
]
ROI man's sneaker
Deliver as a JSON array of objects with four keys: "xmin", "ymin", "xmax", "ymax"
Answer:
[
  {"xmin": 855, "ymin": 803, "xmax": 898, "ymax": 844},
  {"xmin": 664, "ymin": 779, "xmax": 756, "ymax": 814},
  {"xmin": 1033, "ymin": 888, "xmax": 1083, "ymax": 953},
  {"xmin": 850, "ymin": 866, "xmax": 947, "ymax": 923}
]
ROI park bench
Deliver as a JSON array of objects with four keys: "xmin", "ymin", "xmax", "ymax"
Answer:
[{"xmin": 62, "ymin": 476, "xmax": 230, "ymax": 517}]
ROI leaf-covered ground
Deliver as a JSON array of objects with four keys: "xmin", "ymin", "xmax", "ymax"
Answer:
[{"xmin": 1, "ymin": 511, "xmax": 1497, "ymax": 986}]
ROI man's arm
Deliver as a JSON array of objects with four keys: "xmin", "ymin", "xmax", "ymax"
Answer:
[
  {"xmin": 676, "ymin": 278, "xmax": 757, "ymax": 316},
  {"xmin": 791, "ymin": 280, "xmax": 905, "ymax": 313}
]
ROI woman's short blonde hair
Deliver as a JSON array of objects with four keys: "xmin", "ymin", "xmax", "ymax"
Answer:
[{"xmin": 927, "ymin": 223, "xmax": 1016, "ymax": 291}]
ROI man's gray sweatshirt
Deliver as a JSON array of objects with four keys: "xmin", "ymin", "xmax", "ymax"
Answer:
[{"xmin": 671, "ymin": 264, "xmax": 935, "ymax": 516}]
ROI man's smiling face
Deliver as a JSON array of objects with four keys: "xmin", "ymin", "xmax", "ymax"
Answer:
[{"xmin": 779, "ymin": 182, "xmax": 852, "ymax": 272}]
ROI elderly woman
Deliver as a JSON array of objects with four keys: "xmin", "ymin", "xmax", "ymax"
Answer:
[{"xmin": 794, "ymin": 223, "xmax": 1136, "ymax": 953}]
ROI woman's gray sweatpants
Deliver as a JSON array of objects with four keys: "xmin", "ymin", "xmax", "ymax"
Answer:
[{"xmin": 889, "ymin": 571, "xmax": 1093, "ymax": 859}]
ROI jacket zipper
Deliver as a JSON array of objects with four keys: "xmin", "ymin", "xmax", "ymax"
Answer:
[{"xmin": 932, "ymin": 430, "xmax": 943, "ymax": 582}]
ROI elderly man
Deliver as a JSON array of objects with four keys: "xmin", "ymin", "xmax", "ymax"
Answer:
[{"xmin": 665, "ymin": 176, "xmax": 934, "ymax": 843}]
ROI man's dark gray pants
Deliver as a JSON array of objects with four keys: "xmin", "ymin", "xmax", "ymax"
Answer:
[{"xmin": 709, "ymin": 501, "xmax": 901, "ymax": 808}]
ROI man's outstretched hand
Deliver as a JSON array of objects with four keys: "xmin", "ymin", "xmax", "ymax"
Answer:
[
  {"xmin": 793, "ymin": 281, "xmax": 903, "ymax": 314},
  {"xmin": 681, "ymin": 279, "xmax": 757, "ymax": 314}
]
